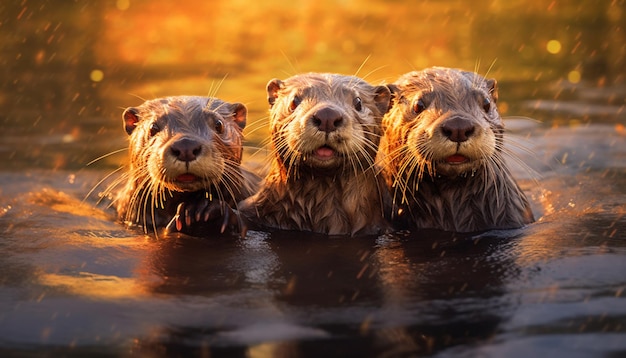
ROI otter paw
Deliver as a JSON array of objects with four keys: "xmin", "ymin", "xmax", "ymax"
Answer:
[{"xmin": 171, "ymin": 200, "xmax": 240, "ymax": 235}]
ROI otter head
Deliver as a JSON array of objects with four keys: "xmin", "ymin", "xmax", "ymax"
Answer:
[
  {"xmin": 122, "ymin": 96, "xmax": 247, "ymax": 192},
  {"xmin": 383, "ymin": 67, "xmax": 502, "ymax": 179},
  {"xmin": 266, "ymin": 73, "xmax": 391, "ymax": 175}
]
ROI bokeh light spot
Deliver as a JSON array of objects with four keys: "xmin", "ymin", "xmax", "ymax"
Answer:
[
  {"xmin": 90, "ymin": 69, "xmax": 104, "ymax": 82},
  {"xmin": 546, "ymin": 40, "xmax": 562, "ymax": 54},
  {"xmin": 567, "ymin": 70, "xmax": 581, "ymax": 84}
]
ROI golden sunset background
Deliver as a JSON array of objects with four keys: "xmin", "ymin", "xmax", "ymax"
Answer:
[{"xmin": 1, "ymin": 0, "xmax": 623, "ymax": 168}]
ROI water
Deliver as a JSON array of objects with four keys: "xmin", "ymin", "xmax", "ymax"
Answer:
[{"xmin": 1, "ymin": 1, "xmax": 625, "ymax": 357}]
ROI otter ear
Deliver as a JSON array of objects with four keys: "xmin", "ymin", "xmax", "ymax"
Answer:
[
  {"xmin": 231, "ymin": 102, "xmax": 247, "ymax": 129},
  {"xmin": 387, "ymin": 84, "xmax": 401, "ymax": 104},
  {"xmin": 122, "ymin": 107, "xmax": 140, "ymax": 135},
  {"xmin": 373, "ymin": 85, "xmax": 392, "ymax": 115},
  {"xmin": 266, "ymin": 79, "xmax": 284, "ymax": 107},
  {"xmin": 485, "ymin": 78, "xmax": 498, "ymax": 103}
]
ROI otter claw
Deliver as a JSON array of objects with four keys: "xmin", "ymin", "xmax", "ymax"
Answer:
[
  {"xmin": 196, "ymin": 198, "xmax": 210, "ymax": 222},
  {"xmin": 239, "ymin": 220, "xmax": 248, "ymax": 239},
  {"xmin": 185, "ymin": 208, "xmax": 192, "ymax": 226},
  {"xmin": 175, "ymin": 202, "xmax": 185, "ymax": 231},
  {"xmin": 220, "ymin": 209, "xmax": 230, "ymax": 234}
]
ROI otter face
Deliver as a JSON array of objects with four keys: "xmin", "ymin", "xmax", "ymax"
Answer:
[
  {"xmin": 122, "ymin": 96, "xmax": 246, "ymax": 192},
  {"xmin": 266, "ymin": 73, "xmax": 390, "ymax": 173},
  {"xmin": 383, "ymin": 67, "xmax": 503, "ymax": 178}
]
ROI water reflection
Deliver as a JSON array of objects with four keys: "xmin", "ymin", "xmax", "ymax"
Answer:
[{"xmin": 127, "ymin": 229, "xmax": 522, "ymax": 357}]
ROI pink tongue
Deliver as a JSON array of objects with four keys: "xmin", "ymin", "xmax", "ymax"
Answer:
[
  {"xmin": 176, "ymin": 173, "xmax": 199, "ymax": 182},
  {"xmin": 315, "ymin": 146, "xmax": 335, "ymax": 158},
  {"xmin": 446, "ymin": 155, "xmax": 468, "ymax": 164}
]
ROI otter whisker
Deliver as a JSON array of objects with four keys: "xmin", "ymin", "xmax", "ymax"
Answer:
[
  {"xmin": 499, "ymin": 137, "xmax": 544, "ymax": 180},
  {"xmin": 102, "ymin": 169, "xmax": 131, "ymax": 197},
  {"xmin": 152, "ymin": 180, "xmax": 168, "ymax": 237},
  {"xmin": 221, "ymin": 166, "xmax": 244, "ymax": 202},
  {"xmin": 348, "ymin": 138, "xmax": 375, "ymax": 176},
  {"xmin": 243, "ymin": 116, "xmax": 271, "ymax": 137},
  {"xmin": 500, "ymin": 137, "xmax": 539, "ymax": 161},
  {"xmin": 245, "ymin": 145, "xmax": 270, "ymax": 159},
  {"xmin": 127, "ymin": 174, "xmax": 151, "ymax": 224},
  {"xmin": 352, "ymin": 54, "xmax": 372, "ymax": 81},
  {"xmin": 86, "ymin": 148, "xmax": 127, "ymax": 167},
  {"xmin": 91, "ymin": 166, "xmax": 127, "ymax": 205},
  {"xmin": 136, "ymin": 178, "xmax": 154, "ymax": 226},
  {"xmin": 394, "ymin": 150, "xmax": 422, "ymax": 206},
  {"xmin": 501, "ymin": 149, "xmax": 542, "ymax": 185},
  {"xmin": 206, "ymin": 75, "xmax": 228, "ymax": 99},
  {"xmin": 391, "ymin": 150, "xmax": 415, "ymax": 198},
  {"xmin": 138, "ymin": 179, "xmax": 154, "ymax": 232}
]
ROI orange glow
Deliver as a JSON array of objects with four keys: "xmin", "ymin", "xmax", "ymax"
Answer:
[
  {"xmin": 97, "ymin": 0, "xmax": 475, "ymax": 73},
  {"xmin": 102, "ymin": 2, "xmax": 232, "ymax": 64},
  {"xmin": 29, "ymin": 188, "xmax": 113, "ymax": 221},
  {"xmin": 39, "ymin": 272, "xmax": 149, "ymax": 300}
]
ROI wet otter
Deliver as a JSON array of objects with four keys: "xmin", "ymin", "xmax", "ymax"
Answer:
[
  {"xmin": 379, "ymin": 67, "xmax": 534, "ymax": 232},
  {"xmin": 115, "ymin": 96, "xmax": 254, "ymax": 235},
  {"xmin": 239, "ymin": 73, "xmax": 392, "ymax": 236}
]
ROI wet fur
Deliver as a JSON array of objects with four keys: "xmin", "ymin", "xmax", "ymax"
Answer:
[
  {"xmin": 114, "ymin": 96, "xmax": 254, "ymax": 234},
  {"xmin": 379, "ymin": 67, "xmax": 534, "ymax": 232},
  {"xmin": 239, "ymin": 73, "xmax": 392, "ymax": 236}
]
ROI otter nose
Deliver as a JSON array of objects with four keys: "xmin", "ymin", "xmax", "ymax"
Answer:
[
  {"xmin": 441, "ymin": 117, "xmax": 476, "ymax": 143},
  {"xmin": 170, "ymin": 138, "xmax": 202, "ymax": 162},
  {"xmin": 312, "ymin": 107, "xmax": 343, "ymax": 133}
]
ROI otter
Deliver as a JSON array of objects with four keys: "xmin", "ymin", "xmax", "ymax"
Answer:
[
  {"xmin": 379, "ymin": 67, "xmax": 534, "ymax": 232},
  {"xmin": 115, "ymin": 96, "xmax": 255, "ymax": 236},
  {"xmin": 238, "ymin": 73, "xmax": 392, "ymax": 236}
]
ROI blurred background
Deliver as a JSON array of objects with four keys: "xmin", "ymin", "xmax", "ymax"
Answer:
[{"xmin": 1, "ymin": 0, "xmax": 623, "ymax": 170}]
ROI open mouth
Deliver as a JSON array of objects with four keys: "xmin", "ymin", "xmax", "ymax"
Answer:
[
  {"xmin": 313, "ymin": 145, "xmax": 336, "ymax": 160},
  {"xmin": 445, "ymin": 154, "xmax": 469, "ymax": 164},
  {"xmin": 175, "ymin": 173, "xmax": 200, "ymax": 183}
]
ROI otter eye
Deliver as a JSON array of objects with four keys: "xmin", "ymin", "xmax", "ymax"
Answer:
[
  {"xmin": 482, "ymin": 97, "xmax": 491, "ymax": 112},
  {"xmin": 412, "ymin": 98, "xmax": 426, "ymax": 115},
  {"xmin": 354, "ymin": 97, "xmax": 363, "ymax": 111},
  {"xmin": 290, "ymin": 96, "xmax": 301, "ymax": 111},
  {"xmin": 149, "ymin": 122, "xmax": 160, "ymax": 137},
  {"xmin": 215, "ymin": 119, "xmax": 224, "ymax": 134}
]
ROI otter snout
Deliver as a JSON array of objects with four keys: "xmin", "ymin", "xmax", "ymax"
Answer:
[
  {"xmin": 440, "ymin": 117, "xmax": 475, "ymax": 143},
  {"xmin": 170, "ymin": 138, "xmax": 202, "ymax": 162},
  {"xmin": 312, "ymin": 107, "xmax": 343, "ymax": 133}
]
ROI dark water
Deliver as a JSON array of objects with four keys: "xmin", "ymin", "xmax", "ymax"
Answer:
[{"xmin": 1, "ymin": 1, "xmax": 625, "ymax": 357}]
